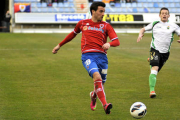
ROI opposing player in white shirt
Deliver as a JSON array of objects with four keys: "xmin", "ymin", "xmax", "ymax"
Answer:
[{"xmin": 137, "ymin": 7, "xmax": 180, "ymax": 98}]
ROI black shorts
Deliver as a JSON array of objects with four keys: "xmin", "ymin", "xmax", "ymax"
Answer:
[{"xmin": 149, "ymin": 48, "xmax": 170, "ymax": 72}]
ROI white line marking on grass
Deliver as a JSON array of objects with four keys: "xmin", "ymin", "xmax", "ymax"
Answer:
[
  {"xmin": 0, "ymin": 49, "xmax": 49, "ymax": 51},
  {"xmin": 119, "ymin": 34, "xmax": 130, "ymax": 36},
  {"xmin": 116, "ymin": 47, "xmax": 148, "ymax": 50},
  {"xmin": 0, "ymin": 47, "xmax": 179, "ymax": 51},
  {"xmin": 116, "ymin": 47, "xmax": 180, "ymax": 50}
]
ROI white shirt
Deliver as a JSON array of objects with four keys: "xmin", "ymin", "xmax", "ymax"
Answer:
[{"xmin": 144, "ymin": 21, "xmax": 180, "ymax": 53}]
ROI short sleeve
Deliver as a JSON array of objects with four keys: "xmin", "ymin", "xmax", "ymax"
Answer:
[{"xmin": 144, "ymin": 22, "xmax": 153, "ymax": 31}]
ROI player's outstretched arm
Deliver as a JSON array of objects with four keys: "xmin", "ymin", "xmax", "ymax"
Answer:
[
  {"xmin": 137, "ymin": 28, "xmax": 145, "ymax": 43},
  {"xmin": 52, "ymin": 31, "xmax": 77, "ymax": 54}
]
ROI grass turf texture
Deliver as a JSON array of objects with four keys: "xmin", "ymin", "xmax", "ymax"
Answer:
[{"xmin": 0, "ymin": 33, "xmax": 180, "ymax": 120}]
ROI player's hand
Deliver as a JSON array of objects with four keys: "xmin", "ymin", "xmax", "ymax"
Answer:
[
  {"xmin": 102, "ymin": 43, "xmax": 110, "ymax": 50},
  {"xmin": 137, "ymin": 34, "xmax": 144, "ymax": 43},
  {"xmin": 177, "ymin": 40, "xmax": 180, "ymax": 43},
  {"xmin": 52, "ymin": 44, "xmax": 60, "ymax": 54}
]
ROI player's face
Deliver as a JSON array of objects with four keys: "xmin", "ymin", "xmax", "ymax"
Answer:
[
  {"xmin": 159, "ymin": 10, "xmax": 170, "ymax": 22},
  {"xmin": 92, "ymin": 6, "xmax": 105, "ymax": 22}
]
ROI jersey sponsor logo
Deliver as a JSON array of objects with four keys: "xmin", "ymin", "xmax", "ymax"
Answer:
[
  {"xmin": 83, "ymin": 26, "xmax": 88, "ymax": 30},
  {"xmin": 87, "ymin": 26, "xmax": 104, "ymax": 33}
]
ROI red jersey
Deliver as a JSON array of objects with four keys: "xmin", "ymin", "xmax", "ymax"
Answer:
[{"xmin": 73, "ymin": 19, "xmax": 118, "ymax": 54}]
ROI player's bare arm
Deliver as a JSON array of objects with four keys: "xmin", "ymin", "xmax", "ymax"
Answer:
[
  {"xmin": 177, "ymin": 35, "xmax": 180, "ymax": 43},
  {"xmin": 137, "ymin": 28, "xmax": 145, "ymax": 43},
  {"xmin": 52, "ymin": 44, "xmax": 60, "ymax": 54}
]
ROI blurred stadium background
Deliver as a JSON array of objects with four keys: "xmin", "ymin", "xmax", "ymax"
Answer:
[
  {"xmin": 0, "ymin": 0, "xmax": 180, "ymax": 33},
  {"xmin": 0, "ymin": 0, "xmax": 180, "ymax": 119}
]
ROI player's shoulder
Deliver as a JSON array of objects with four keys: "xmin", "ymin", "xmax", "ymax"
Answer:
[
  {"xmin": 152, "ymin": 21, "xmax": 160, "ymax": 23},
  {"xmin": 77, "ymin": 19, "xmax": 91, "ymax": 26},
  {"xmin": 82, "ymin": 19, "xmax": 91, "ymax": 22},
  {"xmin": 101, "ymin": 21, "xmax": 110, "ymax": 25},
  {"xmin": 166, "ymin": 22, "xmax": 180, "ymax": 30},
  {"xmin": 146, "ymin": 21, "xmax": 160, "ymax": 27},
  {"xmin": 147, "ymin": 21, "xmax": 160, "ymax": 24},
  {"xmin": 152, "ymin": 21, "xmax": 160, "ymax": 25},
  {"xmin": 99, "ymin": 21, "xmax": 111, "ymax": 28},
  {"xmin": 80, "ymin": 19, "xmax": 96, "ymax": 25},
  {"xmin": 77, "ymin": 19, "xmax": 89, "ymax": 23},
  {"xmin": 168, "ymin": 22, "xmax": 179, "ymax": 27}
]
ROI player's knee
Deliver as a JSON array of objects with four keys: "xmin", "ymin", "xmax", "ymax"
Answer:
[
  {"xmin": 93, "ymin": 72, "xmax": 102, "ymax": 81},
  {"xmin": 151, "ymin": 69, "xmax": 158, "ymax": 75},
  {"xmin": 151, "ymin": 66, "xmax": 159, "ymax": 73}
]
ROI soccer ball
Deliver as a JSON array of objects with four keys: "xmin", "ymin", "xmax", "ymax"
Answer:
[{"xmin": 130, "ymin": 102, "xmax": 147, "ymax": 119}]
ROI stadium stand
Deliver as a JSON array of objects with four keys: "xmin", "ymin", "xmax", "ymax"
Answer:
[
  {"xmin": 12, "ymin": 0, "xmax": 180, "ymax": 33},
  {"xmin": 75, "ymin": 0, "xmax": 89, "ymax": 13}
]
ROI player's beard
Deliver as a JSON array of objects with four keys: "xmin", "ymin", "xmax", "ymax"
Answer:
[
  {"xmin": 97, "ymin": 16, "xmax": 103, "ymax": 22},
  {"xmin": 93, "ymin": 14, "xmax": 103, "ymax": 22}
]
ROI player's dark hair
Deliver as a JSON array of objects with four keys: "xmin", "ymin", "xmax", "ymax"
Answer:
[
  {"xmin": 90, "ymin": 2, "xmax": 106, "ymax": 15},
  {"xmin": 159, "ymin": 7, "xmax": 169, "ymax": 14}
]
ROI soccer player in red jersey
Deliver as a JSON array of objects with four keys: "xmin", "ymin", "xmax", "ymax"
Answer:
[{"xmin": 52, "ymin": 2, "xmax": 120, "ymax": 114}]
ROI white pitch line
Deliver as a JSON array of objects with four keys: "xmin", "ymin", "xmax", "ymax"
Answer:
[
  {"xmin": 116, "ymin": 47, "xmax": 180, "ymax": 50},
  {"xmin": 0, "ymin": 47, "xmax": 179, "ymax": 51},
  {"xmin": 0, "ymin": 49, "xmax": 49, "ymax": 51}
]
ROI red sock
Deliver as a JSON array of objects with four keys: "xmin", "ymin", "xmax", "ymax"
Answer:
[{"xmin": 94, "ymin": 79, "xmax": 107, "ymax": 106}]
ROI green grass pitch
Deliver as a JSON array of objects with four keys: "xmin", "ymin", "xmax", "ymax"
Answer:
[{"xmin": 0, "ymin": 33, "xmax": 180, "ymax": 120}]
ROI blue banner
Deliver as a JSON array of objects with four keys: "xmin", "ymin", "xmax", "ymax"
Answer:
[{"xmin": 55, "ymin": 14, "xmax": 86, "ymax": 22}]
